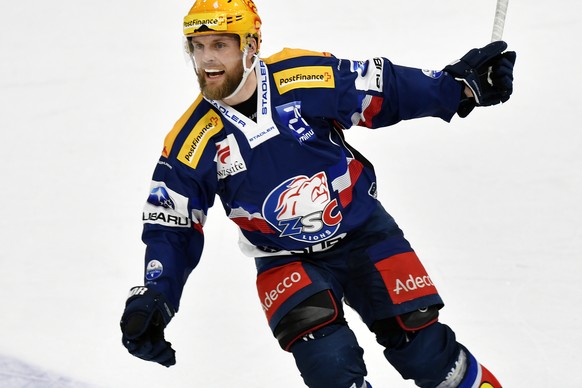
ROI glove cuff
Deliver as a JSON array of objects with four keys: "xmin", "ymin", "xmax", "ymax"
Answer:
[
  {"xmin": 457, "ymin": 87, "xmax": 476, "ymax": 118},
  {"xmin": 125, "ymin": 286, "xmax": 175, "ymax": 326}
]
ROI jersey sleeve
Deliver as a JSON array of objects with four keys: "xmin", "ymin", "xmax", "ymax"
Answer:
[
  {"xmin": 332, "ymin": 56, "xmax": 463, "ymax": 129},
  {"xmin": 141, "ymin": 156, "xmax": 212, "ymax": 311},
  {"xmin": 268, "ymin": 50, "xmax": 463, "ymax": 130},
  {"xmin": 264, "ymin": 48, "xmax": 462, "ymax": 129},
  {"xmin": 140, "ymin": 98, "xmax": 221, "ymax": 311}
]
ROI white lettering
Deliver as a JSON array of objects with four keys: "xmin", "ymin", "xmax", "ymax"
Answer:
[
  {"xmin": 143, "ymin": 212, "xmax": 190, "ymax": 226},
  {"xmin": 260, "ymin": 61, "xmax": 269, "ymax": 115},
  {"xmin": 261, "ymin": 272, "xmax": 303, "ymax": 312},
  {"xmin": 286, "ymin": 234, "xmax": 347, "ymax": 255},
  {"xmin": 393, "ymin": 274, "xmax": 434, "ymax": 295},
  {"xmin": 300, "ymin": 212, "xmax": 324, "ymax": 233},
  {"xmin": 127, "ymin": 286, "xmax": 148, "ymax": 298}
]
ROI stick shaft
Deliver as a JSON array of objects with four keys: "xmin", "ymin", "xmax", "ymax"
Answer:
[{"xmin": 491, "ymin": 0, "xmax": 509, "ymax": 41}]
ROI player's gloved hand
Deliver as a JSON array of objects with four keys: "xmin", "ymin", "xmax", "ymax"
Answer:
[
  {"xmin": 444, "ymin": 41, "xmax": 517, "ymax": 117},
  {"xmin": 120, "ymin": 286, "xmax": 176, "ymax": 367}
]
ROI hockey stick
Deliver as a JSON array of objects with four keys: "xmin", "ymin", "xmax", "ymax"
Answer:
[{"xmin": 491, "ymin": 0, "xmax": 509, "ymax": 41}]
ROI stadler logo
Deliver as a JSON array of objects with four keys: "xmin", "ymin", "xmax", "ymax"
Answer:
[
  {"xmin": 262, "ymin": 172, "xmax": 343, "ymax": 243},
  {"xmin": 147, "ymin": 186, "xmax": 175, "ymax": 209},
  {"xmin": 261, "ymin": 271, "xmax": 303, "ymax": 312}
]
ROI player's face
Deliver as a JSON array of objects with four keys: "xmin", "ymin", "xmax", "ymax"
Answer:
[{"xmin": 190, "ymin": 34, "xmax": 244, "ymax": 100}]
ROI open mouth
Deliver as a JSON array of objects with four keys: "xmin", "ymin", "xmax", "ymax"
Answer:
[{"xmin": 205, "ymin": 69, "xmax": 225, "ymax": 79}]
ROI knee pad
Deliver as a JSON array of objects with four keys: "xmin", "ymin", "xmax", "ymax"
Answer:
[
  {"xmin": 372, "ymin": 305, "xmax": 440, "ymax": 349},
  {"xmin": 274, "ymin": 290, "xmax": 345, "ymax": 351}
]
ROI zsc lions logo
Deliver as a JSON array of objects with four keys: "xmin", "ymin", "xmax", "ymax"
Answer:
[
  {"xmin": 147, "ymin": 186, "xmax": 175, "ymax": 209},
  {"xmin": 263, "ymin": 172, "xmax": 342, "ymax": 243}
]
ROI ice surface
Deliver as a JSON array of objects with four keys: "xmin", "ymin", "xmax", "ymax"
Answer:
[
  {"xmin": 0, "ymin": 355, "xmax": 94, "ymax": 388},
  {"xmin": 1, "ymin": 1, "xmax": 581, "ymax": 387}
]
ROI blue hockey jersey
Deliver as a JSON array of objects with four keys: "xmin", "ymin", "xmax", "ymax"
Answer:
[{"xmin": 141, "ymin": 48, "xmax": 462, "ymax": 309}]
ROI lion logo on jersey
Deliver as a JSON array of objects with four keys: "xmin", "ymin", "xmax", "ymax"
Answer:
[{"xmin": 263, "ymin": 172, "xmax": 342, "ymax": 242}]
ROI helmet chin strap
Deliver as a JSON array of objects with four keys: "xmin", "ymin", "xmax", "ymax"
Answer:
[{"xmin": 223, "ymin": 47, "xmax": 259, "ymax": 101}]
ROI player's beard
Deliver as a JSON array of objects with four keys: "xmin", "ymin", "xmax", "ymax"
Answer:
[{"xmin": 197, "ymin": 63, "xmax": 244, "ymax": 101}]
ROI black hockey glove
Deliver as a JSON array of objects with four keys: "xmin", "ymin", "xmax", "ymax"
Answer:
[
  {"xmin": 444, "ymin": 41, "xmax": 516, "ymax": 117},
  {"xmin": 120, "ymin": 286, "xmax": 176, "ymax": 367}
]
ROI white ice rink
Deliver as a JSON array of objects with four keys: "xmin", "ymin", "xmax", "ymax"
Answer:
[{"xmin": 1, "ymin": 1, "xmax": 581, "ymax": 387}]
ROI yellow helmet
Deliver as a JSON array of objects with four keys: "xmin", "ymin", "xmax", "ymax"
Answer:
[{"xmin": 183, "ymin": 0, "xmax": 262, "ymax": 51}]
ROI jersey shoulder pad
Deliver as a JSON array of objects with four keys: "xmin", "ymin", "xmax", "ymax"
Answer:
[
  {"xmin": 262, "ymin": 48, "xmax": 332, "ymax": 65},
  {"xmin": 162, "ymin": 95, "xmax": 224, "ymax": 170}
]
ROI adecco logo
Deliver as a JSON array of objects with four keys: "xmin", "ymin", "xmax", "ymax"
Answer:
[
  {"xmin": 256, "ymin": 262, "xmax": 312, "ymax": 322},
  {"xmin": 374, "ymin": 251, "xmax": 438, "ymax": 304},
  {"xmin": 393, "ymin": 274, "xmax": 435, "ymax": 295},
  {"xmin": 261, "ymin": 271, "xmax": 303, "ymax": 311}
]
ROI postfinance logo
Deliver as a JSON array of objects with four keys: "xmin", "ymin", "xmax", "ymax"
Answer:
[
  {"xmin": 273, "ymin": 66, "xmax": 335, "ymax": 94},
  {"xmin": 178, "ymin": 110, "xmax": 223, "ymax": 169},
  {"xmin": 183, "ymin": 13, "xmax": 227, "ymax": 35}
]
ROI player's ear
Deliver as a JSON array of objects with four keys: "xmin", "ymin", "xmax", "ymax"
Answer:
[{"xmin": 246, "ymin": 37, "xmax": 258, "ymax": 55}]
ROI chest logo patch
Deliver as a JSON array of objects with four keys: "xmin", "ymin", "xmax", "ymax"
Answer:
[
  {"xmin": 275, "ymin": 101, "xmax": 316, "ymax": 144},
  {"xmin": 215, "ymin": 134, "xmax": 247, "ymax": 179},
  {"xmin": 263, "ymin": 172, "xmax": 342, "ymax": 243}
]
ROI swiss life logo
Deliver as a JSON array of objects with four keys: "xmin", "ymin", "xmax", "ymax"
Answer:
[
  {"xmin": 214, "ymin": 134, "xmax": 247, "ymax": 180},
  {"xmin": 262, "ymin": 172, "xmax": 342, "ymax": 243}
]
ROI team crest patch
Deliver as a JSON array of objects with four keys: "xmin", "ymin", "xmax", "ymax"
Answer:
[{"xmin": 262, "ymin": 172, "xmax": 342, "ymax": 243}]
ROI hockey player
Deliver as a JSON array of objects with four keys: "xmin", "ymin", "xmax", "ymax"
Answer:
[{"xmin": 120, "ymin": 1, "xmax": 516, "ymax": 387}]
